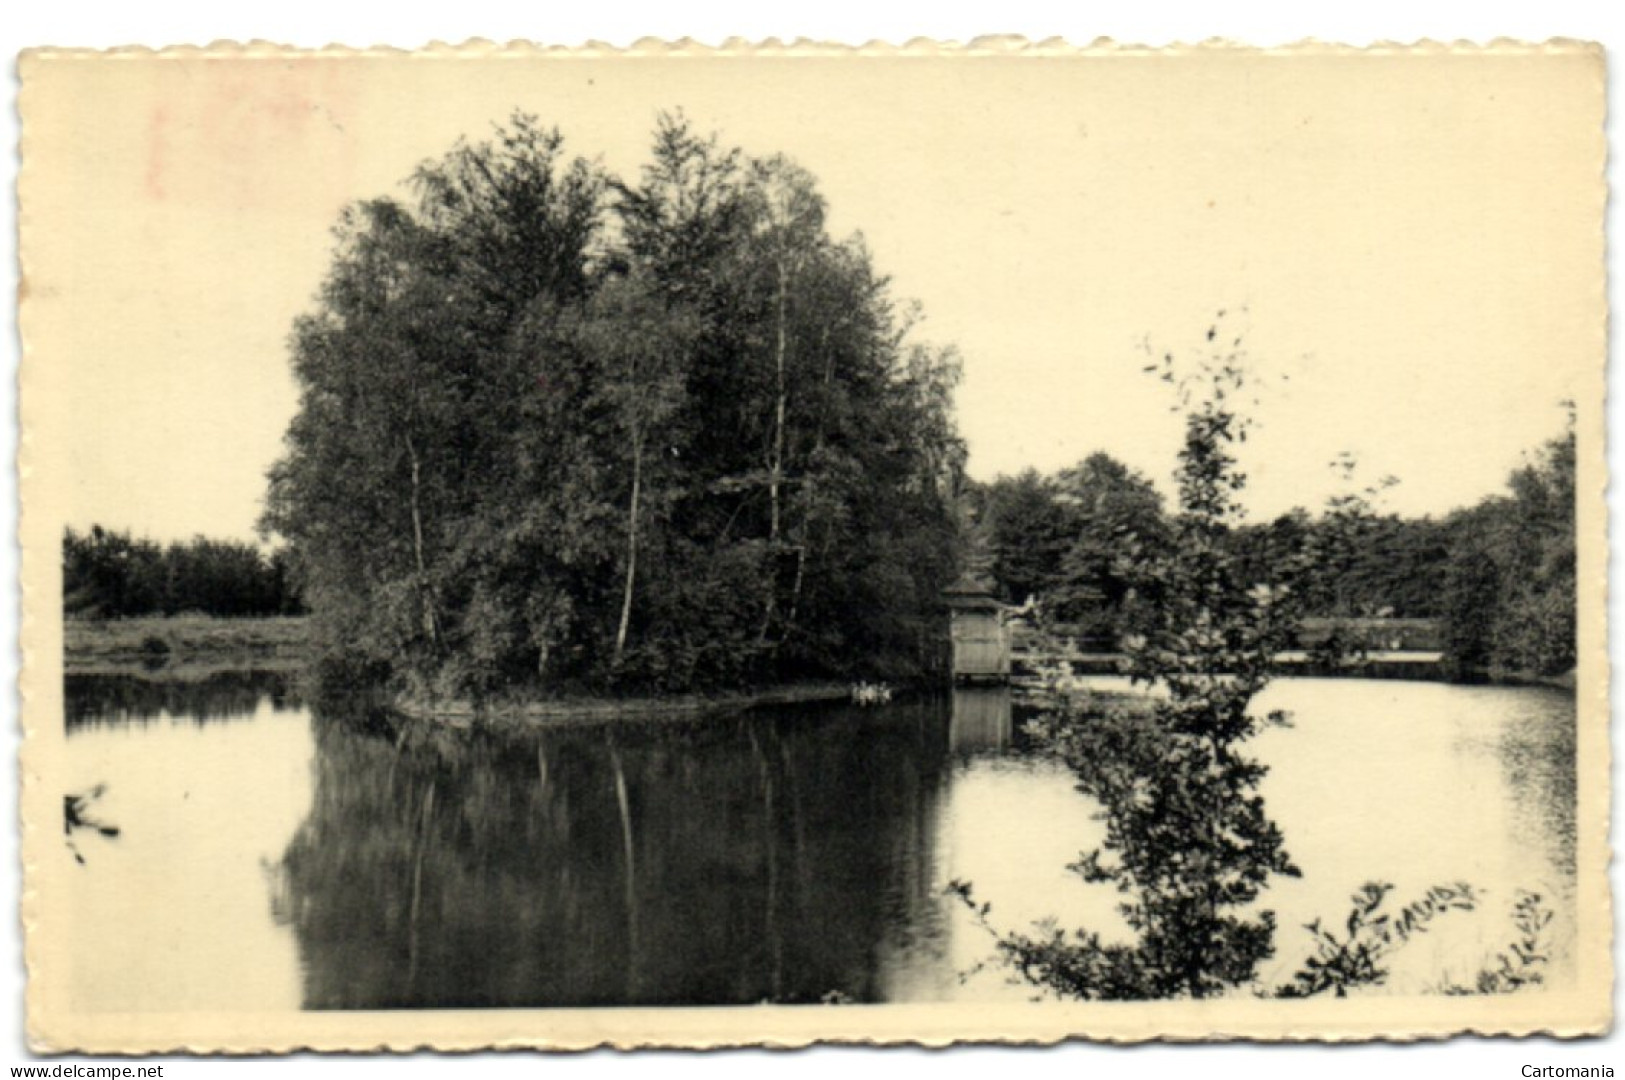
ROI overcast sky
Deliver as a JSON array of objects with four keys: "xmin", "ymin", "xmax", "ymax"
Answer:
[{"xmin": 23, "ymin": 46, "xmax": 1600, "ymax": 542}]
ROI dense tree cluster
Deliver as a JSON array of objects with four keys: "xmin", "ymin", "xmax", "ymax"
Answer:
[
  {"xmin": 62, "ymin": 525, "xmax": 302, "ymax": 619},
  {"xmin": 1231, "ymin": 512, "xmax": 1454, "ymax": 620},
  {"xmin": 263, "ymin": 114, "xmax": 965, "ymax": 700},
  {"xmin": 1440, "ymin": 423, "xmax": 1576, "ymax": 678},
  {"xmin": 959, "ymin": 318, "xmax": 1549, "ymax": 1001}
]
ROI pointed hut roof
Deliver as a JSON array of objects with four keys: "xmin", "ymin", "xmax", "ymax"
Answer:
[{"xmin": 942, "ymin": 574, "xmax": 1002, "ymax": 611}]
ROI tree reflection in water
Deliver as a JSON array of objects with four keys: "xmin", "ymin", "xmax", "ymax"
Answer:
[{"xmin": 273, "ymin": 700, "xmax": 954, "ymax": 1008}]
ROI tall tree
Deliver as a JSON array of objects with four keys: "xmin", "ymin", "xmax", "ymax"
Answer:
[{"xmin": 264, "ymin": 116, "xmax": 606, "ymax": 695}]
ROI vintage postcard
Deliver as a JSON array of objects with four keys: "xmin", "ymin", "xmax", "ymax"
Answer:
[{"xmin": 17, "ymin": 39, "xmax": 1608, "ymax": 1052}]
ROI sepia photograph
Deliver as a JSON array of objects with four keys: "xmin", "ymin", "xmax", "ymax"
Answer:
[{"xmin": 14, "ymin": 31, "xmax": 1610, "ymax": 1055}]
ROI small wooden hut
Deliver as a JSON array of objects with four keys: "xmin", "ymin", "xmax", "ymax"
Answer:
[{"xmin": 942, "ymin": 576, "xmax": 1010, "ymax": 682}]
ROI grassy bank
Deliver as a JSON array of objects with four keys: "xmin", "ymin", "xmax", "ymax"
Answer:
[{"xmin": 63, "ymin": 615, "xmax": 310, "ymax": 677}]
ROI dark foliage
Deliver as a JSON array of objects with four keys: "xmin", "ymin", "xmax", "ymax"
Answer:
[
  {"xmin": 1439, "ymin": 421, "xmax": 1576, "ymax": 679},
  {"xmin": 956, "ymin": 314, "xmax": 1307, "ymax": 1000},
  {"xmin": 1275, "ymin": 882, "xmax": 1478, "ymax": 998},
  {"xmin": 63, "ymin": 524, "xmax": 303, "ymax": 619},
  {"xmin": 954, "ymin": 315, "xmax": 1545, "ymax": 1001},
  {"xmin": 64, "ymin": 670, "xmax": 299, "ymax": 729}
]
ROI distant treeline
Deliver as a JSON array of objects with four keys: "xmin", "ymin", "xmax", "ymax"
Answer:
[
  {"xmin": 970, "ymin": 423, "xmax": 1576, "ymax": 679},
  {"xmin": 63, "ymin": 525, "xmax": 305, "ymax": 619}
]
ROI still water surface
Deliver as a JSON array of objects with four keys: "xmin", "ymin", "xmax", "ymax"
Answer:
[{"xmin": 61, "ymin": 674, "xmax": 1575, "ymax": 1010}]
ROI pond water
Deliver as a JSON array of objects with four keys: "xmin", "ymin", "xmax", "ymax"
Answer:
[{"xmin": 58, "ymin": 673, "xmax": 1575, "ymax": 1010}]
